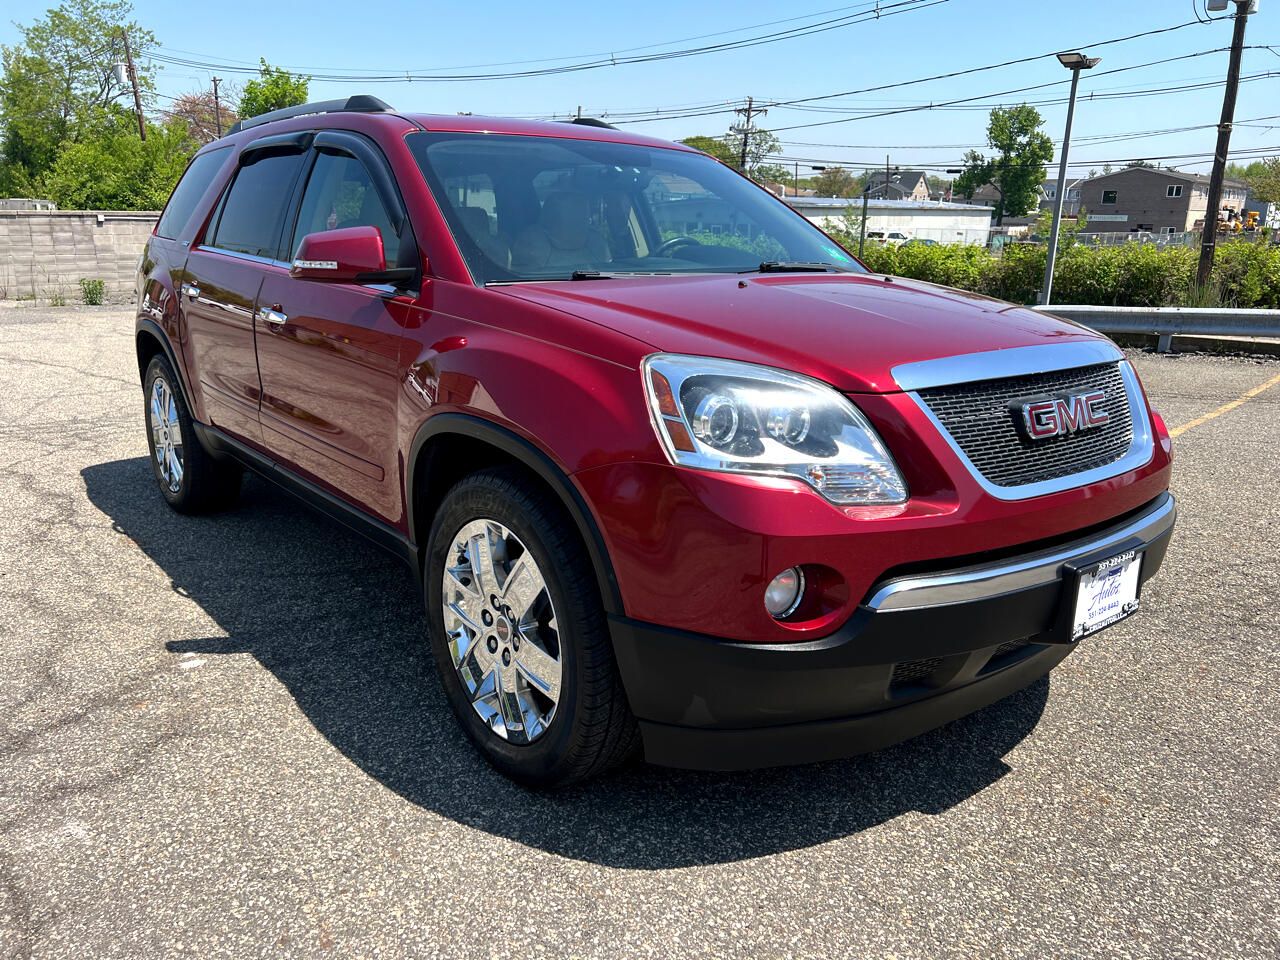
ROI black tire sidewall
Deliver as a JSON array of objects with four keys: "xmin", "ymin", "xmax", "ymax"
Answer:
[{"xmin": 424, "ymin": 475, "xmax": 593, "ymax": 784}]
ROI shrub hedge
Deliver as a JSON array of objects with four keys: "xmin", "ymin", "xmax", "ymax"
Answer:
[{"xmin": 840, "ymin": 235, "xmax": 1280, "ymax": 308}]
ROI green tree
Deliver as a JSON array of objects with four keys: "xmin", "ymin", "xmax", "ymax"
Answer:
[
  {"xmin": 1034, "ymin": 205, "xmax": 1089, "ymax": 247},
  {"xmin": 238, "ymin": 59, "xmax": 310, "ymax": 119},
  {"xmin": 37, "ymin": 107, "xmax": 196, "ymax": 208},
  {"xmin": 954, "ymin": 105, "xmax": 1053, "ymax": 225},
  {"xmin": 680, "ymin": 135, "xmax": 735, "ymax": 164},
  {"xmin": 0, "ymin": 0, "xmax": 154, "ymax": 193},
  {"xmin": 812, "ymin": 166, "xmax": 861, "ymax": 198},
  {"xmin": 1228, "ymin": 156, "xmax": 1280, "ymax": 204},
  {"xmin": 752, "ymin": 163, "xmax": 792, "ymax": 187},
  {"xmin": 681, "ymin": 126, "xmax": 782, "ymax": 178}
]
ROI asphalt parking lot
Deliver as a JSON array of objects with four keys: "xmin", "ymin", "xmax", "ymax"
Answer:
[{"xmin": 1, "ymin": 303, "xmax": 1277, "ymax": 959}]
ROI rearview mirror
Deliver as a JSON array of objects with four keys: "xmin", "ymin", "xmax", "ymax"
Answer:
[{"xmin": 290, "ymin": 226, "xmax": 415, "ymax": 285}]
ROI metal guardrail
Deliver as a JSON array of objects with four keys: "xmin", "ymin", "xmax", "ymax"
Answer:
[{"xmin": 1031, "ymin": 304, "xmax": 1280, "ymax": 352}]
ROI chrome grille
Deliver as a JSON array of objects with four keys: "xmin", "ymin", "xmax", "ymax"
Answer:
[{"xmin": 917, "ymin": 362, "xmax": 1134, "ymax": 489}]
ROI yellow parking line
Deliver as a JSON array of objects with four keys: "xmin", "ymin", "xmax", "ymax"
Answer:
[{"xmin": 1168, "ymin": 370, "xmax": 1280, "ymax": 438}]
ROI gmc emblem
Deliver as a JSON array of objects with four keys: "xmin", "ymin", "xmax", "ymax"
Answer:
[{"xmin": 1016, "ymin": 390, "xmax": 1109, "ymax": 440}]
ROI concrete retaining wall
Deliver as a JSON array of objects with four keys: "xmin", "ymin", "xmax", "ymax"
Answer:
[{"xmin": 0, "ymin": 210, "xmax": 159, "ymax": 302}]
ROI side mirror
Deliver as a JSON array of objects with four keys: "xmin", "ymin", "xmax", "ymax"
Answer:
[{"xmin": 290, "ymin": 226, "xmax": 415, "ymax": 285}]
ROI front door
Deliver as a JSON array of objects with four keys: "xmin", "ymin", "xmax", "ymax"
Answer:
[{"xmin": 254, "ymin": 142, "xmax": 414, "ymax": 523}]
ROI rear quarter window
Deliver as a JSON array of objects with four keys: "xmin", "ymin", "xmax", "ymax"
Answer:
[{"xmin": 155, "ymin": 147, "xmax": 230, "ymax": 240}]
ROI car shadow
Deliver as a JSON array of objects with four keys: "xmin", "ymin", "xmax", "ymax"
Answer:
[{"xmin": 82, "ymin": 456, "xmax": 1049, "ymax": 869}]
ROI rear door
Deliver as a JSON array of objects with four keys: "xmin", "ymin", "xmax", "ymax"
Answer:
[
  {"xmin": 180, "ymin": 134, "xmax": 309, "ymax": 446},
  {"xmin": 254, "ymin": 131, "xmax": 417, "ymax": 522}
]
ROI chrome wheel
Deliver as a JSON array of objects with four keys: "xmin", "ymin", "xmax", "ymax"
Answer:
[
  {"xmin": 149, "ymin": 375, "xmax": 184, "ymax": 494},
  {"xmin": 441, "ymin": 519, "xmax": 563, "ymax": 744}
]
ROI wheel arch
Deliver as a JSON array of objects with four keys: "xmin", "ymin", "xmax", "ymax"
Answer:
[
  {"xmin": 407, "ymin": 414, "xmax": 624, "ymax": 616},
  {"xmin": 135, "ymin": 319, "xmax": 190, "ymax": 404}
]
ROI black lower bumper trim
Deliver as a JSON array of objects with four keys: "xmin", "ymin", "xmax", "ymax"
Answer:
[
  {"xmin": 638, "ymin": 643, "xmax": 1072, "ymax": 770},
  {"xmin": 609, "ymin": 494, "xmax": 1175, "ymax": 771}
]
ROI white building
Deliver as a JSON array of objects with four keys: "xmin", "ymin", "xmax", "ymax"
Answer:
[{"xmin": 784, "ymin": 197, "xmax": 993, "ymax": 246}]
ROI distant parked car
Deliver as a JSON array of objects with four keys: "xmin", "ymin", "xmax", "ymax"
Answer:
[
  {"xmin": 864, "ymin": 230, "xmax": 909, "ymax": 247},
  {"xmin": 901, "ymin": 238, "xmax": 939, "ymax": 248}
]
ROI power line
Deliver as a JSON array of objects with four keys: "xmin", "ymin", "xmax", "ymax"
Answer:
[
  {"xmin": 767, "ymin": 143, "xmax": 1280, "ymax": 173},
  {"xmin": 145, "ymin": 0, "xmax": 941, "ymax": 83},
  {"xmin": 617, "ymin": 17, "xmax": 1232, "ymax": 125},
  {"xmin": 770, "ymin": 49, "xmax": 1263, "ymax": 133}
]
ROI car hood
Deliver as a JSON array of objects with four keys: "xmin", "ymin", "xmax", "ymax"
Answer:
[{"xmin": 495, "ymin": 272, "xmax": 1104, "ymax": 393}]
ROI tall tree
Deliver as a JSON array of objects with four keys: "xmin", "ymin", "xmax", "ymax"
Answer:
[
  {"xmin": 238, "ymin": 59, "xmax": 309, "ymax": 119},
  {"xmin": 954, "ymin": 105, "xmax": 1053, "ymax": 224},
  {"xmin": 165, "ymin": 88, "xmax": 238, "ymax": 144},
  {"xmin": 1236, "ymin": 156, "xmax": 1280, "ymax": 204},
  {"xmin": 37, "ymin": 107, "xmax": 195, "ymax": 208},
  {"xmin": 0, "ymin": 0, "xmax": 154, "ymax": 193},
  {"xmin": 680, "ymin": 135, "xmax": 735, "ymax": 164},
  {"xmin": 812, "ymin": 166, "xmax": 861, "ymax": 198}
]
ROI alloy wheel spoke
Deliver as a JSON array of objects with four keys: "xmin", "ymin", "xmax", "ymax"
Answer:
[
  {"xmin": 466, "ymin": 526, "xmax": 500, "ymax": 597},
  {"xmin": 494, "ymin": 660, "xmax": 526, "ymax": 737},
  {"xmin": 514, "ymin": 638, "xmax": 561, "ymax": 701},
  {"xmin": 500, "ymin": 555, "xmax": 543, "ymax": 624},
  {"xmin": 166, "ymin": 446, "xmax": 183, "ymax": 488},
  {"xmin": 460, "ymin": 637, "xmax": 497, "ymax": 691}
]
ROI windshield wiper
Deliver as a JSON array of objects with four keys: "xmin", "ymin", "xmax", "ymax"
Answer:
[
  {"xmin": 746, "ymin": 261, "xmax": 856, "ymax": 274},
  {"xmin": 570, "ymin": 269, "xmax": 676, "ymax": 280}
]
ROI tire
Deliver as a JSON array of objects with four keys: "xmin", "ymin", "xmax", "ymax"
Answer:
[
  {"xmin": 142, "ymin": 354, "xmax": 241, "ymax": 513},
  {"xmin": 424, "ymin": 467, "xmax": 639, "ymax": 787}
]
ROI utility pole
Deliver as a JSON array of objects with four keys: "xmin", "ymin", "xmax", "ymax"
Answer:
[
  {"xmin": 1040, "ymin": 51, "xmax": 1100, "ymax": 306},
  {"xmin": 120, "ymin": 29, "xmax": 146, "ymax": 141},
  {"xmin": 212, "ymin": 76, "xmax": 223, "ymax": 137},
  {"xmin": 859, "ymin": 187, "xmax": 870, "ymax": 258},
  {"xmin": 732, "ymin": 97, "xmax": 765, "ymax": 174},
  {"xmin": 1196, "ymin": 0, "xmax": 1254, "ymax": 288}
]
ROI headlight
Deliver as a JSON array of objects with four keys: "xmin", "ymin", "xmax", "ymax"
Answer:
[{"xmin": 642, "ymin": 354, "xmax": 907, "ymax": 505}]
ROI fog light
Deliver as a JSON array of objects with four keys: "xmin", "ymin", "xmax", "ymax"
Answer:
[{"xmin": 764, "ymin": 567, "xmax": 805, "ymax": 619}]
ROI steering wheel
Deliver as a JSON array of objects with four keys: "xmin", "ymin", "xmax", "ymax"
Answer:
[{"xmin": 655, "ymin": 236, "xmax": 702, "ymax": 257}]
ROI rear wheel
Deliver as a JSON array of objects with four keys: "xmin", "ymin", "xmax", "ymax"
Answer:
[
  {"xmin": 143, "ymin": 355, "xmax": 241, "ymax": 513},
  {"xmin": 424, "ymin": 467, "xmax": 638, "ymax": 786}
]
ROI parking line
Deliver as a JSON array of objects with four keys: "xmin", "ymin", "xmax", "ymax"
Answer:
[{"xmin": 1168, "ymin": 370, "xmax": 1280, "ymax": 438}]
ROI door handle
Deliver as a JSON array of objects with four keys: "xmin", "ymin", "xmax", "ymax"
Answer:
[
  {"xmin": 180, "ymin": 281, "xmax": 200, "ymax": 301},
  {"xmin": 258, "ymin": 305, "xmax": 288, "ymax": 326}
]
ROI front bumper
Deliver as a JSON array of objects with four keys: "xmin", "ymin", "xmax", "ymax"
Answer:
[{"xmin": 611, "ymin": 492, "xmax": 1176, "ymax": 770}]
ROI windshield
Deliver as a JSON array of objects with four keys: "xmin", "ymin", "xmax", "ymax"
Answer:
[{"xmin": 406, "ymin": 131, "xmax": 864, "ymax": 283}]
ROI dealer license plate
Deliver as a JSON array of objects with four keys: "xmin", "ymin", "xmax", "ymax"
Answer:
[{"xmin": 1071, "ymin": 549, "xmax": 1142, "ymax": 641}]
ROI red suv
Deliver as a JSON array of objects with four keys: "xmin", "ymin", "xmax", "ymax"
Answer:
[{"xmin": 135, "ymin": 96, "xmax": 1176, "ymax": 785}]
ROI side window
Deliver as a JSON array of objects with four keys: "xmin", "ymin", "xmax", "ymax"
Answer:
[
  {"xmin": 1101, "ymin": 190, "xmax": 1117, "ymax": 205},
  {"xmin": 208, "ymin": 151, "xmax": 303, "ymax": 259},
  {"xmin": 156, "ymin": 147, "xmax": 228, "ymax": 240},
  {"xmin": 290, "ymin": 152, "xmax": 400, "ymax": 265},
  {"xmin": 1166, "ymin": 184, "xmax": 1183, "ymax": 198}
]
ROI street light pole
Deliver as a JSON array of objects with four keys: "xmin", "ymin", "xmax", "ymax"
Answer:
[{"xmin": 1039, "ymin": 51, "xmax": 1099, "ymax": 306}]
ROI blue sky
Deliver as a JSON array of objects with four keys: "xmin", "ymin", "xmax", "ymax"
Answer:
[{"xmin": 5, "ymin": 0, "xmax": 1279, "ymax": 177}]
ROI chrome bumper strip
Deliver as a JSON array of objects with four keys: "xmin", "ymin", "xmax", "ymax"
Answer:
[{"xmin": 865, "ymin": 493, "xmax": 1176, "ymax": 612}]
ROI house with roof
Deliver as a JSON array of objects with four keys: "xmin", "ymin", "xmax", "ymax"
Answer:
[
  {"xmin": 1074, "ymin": 167, "xmax": 1249, "ymax": 234},
  {"xmin": 862, "ymin": 168, "xmax": 930, "ymax": 201}
]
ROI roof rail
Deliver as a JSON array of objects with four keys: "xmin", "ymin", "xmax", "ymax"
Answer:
[
  {"xmin": 227, "ymin": 95, "xmax": 395, "ymax": 135},
  {"xmin": 560, "ymin": 116, "xmax": 617, "ymax": 130}
]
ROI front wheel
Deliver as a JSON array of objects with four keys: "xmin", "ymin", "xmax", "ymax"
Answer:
[{"xmin": 424, "ymin": 467, "xmax": 638, "ymax": 786}]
